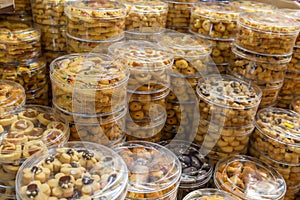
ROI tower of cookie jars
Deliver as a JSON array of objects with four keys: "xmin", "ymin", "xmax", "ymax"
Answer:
[
  {"xmin": 249, "ymin": 107, "xmax": 300, "ymax": 200},
  {"xmin": 108, "ymin": 40, "xmax": 173, "ymax": 143},
  {"xmin": 195, "ymin": 74, "xmax": 262, "ymax": 163},
  {"xmin": 64, "ymin": 0, "xmax": 126, "ymax": 55},
  {"xmin": 50, "ymin": 53, "xmax": 129, "ymax": 146},
  {"xmin": 0, "ymin": 21, "xmax": 50, "ymax": 106},
  {"xmin": 230, "ymin": 12, "xmax": 300, "ymax": 108},
  {"xmin": 155, "ymin": 31, "xmax": 212, "ymax": 141}
]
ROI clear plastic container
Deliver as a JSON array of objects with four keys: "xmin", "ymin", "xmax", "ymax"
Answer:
[
  {"xmin": 285, "ymin": 185, "xmax": 300, "ymax": 200},
  {"xmin": 160, "ymin": 140, "xmax": 213, "ymax": 200},
  {"xmin": 156, "ymin": 31, "xmax": 212, "ymax": 75},
  {"xmin": 214, "ymin": 155, "xmax": 287, "ymax": 200},
  {"xmin": 0, "ymin": 181, "xmax": 16, "ymax": 200},
  {"xmin": 66, "ymin": 33, "xmax": 124, "ymax": 54},
  {"xmin": 43, "ymin": 50, "xmax": 66, "ymax": 65},
  {"xmin": 0, "ymin": 80, "xmax": 25, "ymax": 115},
  {"xmin": 108, "ymin": 40, "xmax": 173, "ymax": 94},
  {"xmin": 287, "ymin": 48, "xmax": 300, "ymax": 71},
  {"xmin": 26, "ymin": 83, "xmax": 49, "ymax": 106},
  {"xmin": 0, "ymin": 21, "xmax": 41, "ymax": 63},
  {"xmin": 31, "ymin": 0, "xmax": 66, "ymax": 25},
  {"xmin": 65, "ymin": 0, "xmax": 126, "ymax": 41},
  {"xmin": 196, "ymin": 74, "xmax": 262, "ymax": 127},
  {"xmin": 232, "ymin": 0, "xmax": 277, "ymax": 13},
  {"xmin": 189, "ymin": 1, "xmax": 240, "ymax": 40},
  {"xmin": 124, "ymin": 0, "xmax": 168, "ymax": 32},
  {"xmin": 166, "ymin": 0, "xmax": 197, "ymax": 28},
  {"xmin": 291, "ymin": 97, "xmax": 300, "ymax": 114},
  {"xmin": 124, "ymin": 27, "xmax": 164, "ymax": 41},
  {"xmin": 0, "ymin": 57, "xmax": 47, "ymax": 91},
  {"xmin": 183, "ymin": 188, "xmax": 239, "ymax": 200},
  {"xmin": 0, "ymin": 14, "xmax": 33, "ymax": 26},
  {"xmin": 14, "ymin": 0, "xmax": 31, "ymax": 14},
  {"xmin": 167, "ymin": 26, "xmax": 189, "ymax": 33},
  {"xmin": 50, "ymin": 53, "xmax": 129, "ymax": 115},
  {"xmin": 114, "ymin": 141, "xmax": 181, "ymax": 199},
  {"xmin": 280, "ymin": 71, "xmax": 300, "ymax": 95},
  {"xmin": 277, "ymin": 94, "xmax": 297, "ymax": 109},
  {"xmin": 0, "ymin": 105, "xmax": 70, "ymax": 181},
  {"xmin": 209, "ymin": 38, "xmax": 232, "ymax": 65},
  {"xmin": 236, "ymin": 12, "xmax": 300, "ymax": 56},
  {"xmin": 16, "ymin": 141, "xmax": 128, "ymax": 200},
  {"xmin": 229, "ymin": 45, "xmax": 288, "ymax": 83},
  {"xmin": 280, "ymin": 9, "xmax": 300, "ymax": 48},
  {"xmin": 252, "ymin": 107, "xmax": 300, "ymax": 164}
]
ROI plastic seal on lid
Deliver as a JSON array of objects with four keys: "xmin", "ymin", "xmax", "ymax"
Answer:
[
  {"xmin": 214, "ymin": 155, "xmax": 287, "ymax": 200},
  {"xmin": 255, "ymin": 107, "xmax": 300, "ymax": 147},
  {"xmin": 183, "ymin": 188, "xmax": 239, "ymax": 200}
]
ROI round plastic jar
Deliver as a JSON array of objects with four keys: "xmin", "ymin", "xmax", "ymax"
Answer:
[
  {"xmin": 252, "ymin": 107, "xmax": 300, "ymax": 164},
  {"xmin": 14, "ymin": 0, "xmax": 32, "ymax": 14},
  {"xmin": 291, "ymin": 97, "xmax": 300, "ymax": 114},
  {"xmin": 0, "ymin": 14, "xmax": 33, "ymax": 26},
  {"xmin": 124, "ymin": 0, "xmax": 168, "ymax": 32},
  {"xmin": 31, "ymin": 0, "xmax": 66, "ymax": 25},
  {"xmin": 65, "ymin": 0, "xmax": 126, "ymax": 41},
  {"xmin": 280, "ymin": 71, "xmax": 300, "ymax": 95},
  {"xmin": 209, "ymin": 38, "xmax": 232, "ymax": 65},
  {"xmin": 232, "ymin": 0, "xmax": 277, "ymax": 13},
  {"xmin": 43, "ymin": 50, "xmax": 66, "ymax": 65},
  {"xmin": 0, "ymin": 21, "xmax": 41, "ymax": 63},
  {"xmin": 0, "ymin": 105, "xmax": 70, "ymax": 181},
  {"xmin": 280, "ymin": 9, "xmax": 300, "ymax": 48},
  {"xmin": 25, "ymin": 83, "xmax": 50, "ymax": 106},
  {"xmin": 277, "ymin": 94, "xmax": 297, "ymax": 109},
  {"xmin": 0, "ymin": 181, "xmax": 16, "ymax": 200},
  {"xmin": 108, "ymin": 40, "xmax": 173, "ymax": 94},
  {"xmin": 183, "ymin": 188, "xmax": 239, "ymax": 200},
  {"xmin": 287, "ymin": 48, "xmax": 300, "ymax": 71},
  {"xmin": 214, "ymin": 155, "xmax": 287, "ymax": 200},
  {"xmin": 236, "ymin": 12, "xmax": 300, "ymax": 56},
  {"xmin": 160, "ymin": 140, "xmax": 213, "ymax": 200},
  {"xmin": 256, "ymin": 80, "xmax": 283, "ymax": 108},
  {"xmin": 196, "ymin": 74, "xmax": 262, "ymax": 127},
  {"xmin": 189, "ymin": 1, "xmax": 240, "ymax": 40},
  {"xmin": 0, "ymin": 80, "xmax": 25, "ymax": 114},
  {"xmin": 50, "ymin": 53, "xmax": 129, "ymax": 115},
  {"xmin": 114, "ymin": 141, "xmax": 181, "ymax": 199},
  {"xmin": 16, "ymin": 141, "xmax": 128, "ymax": 200}
]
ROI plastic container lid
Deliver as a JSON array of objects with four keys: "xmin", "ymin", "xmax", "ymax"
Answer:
[
  {"xmin": 65, "ymin": 0, "xmax": 126, "ymax": 19},
  {"xmin": 196, "ymin": 75, "xmax": 262, "ymax": 109},
  {"xmin": 0, "ymin": 80, "xmax": 25, "ymax": 113},
  {"xmin": 214, "ymin": 155, "xmax": 286, "ymax": 200},
  {"xmin": 183, "ymin": 188, "xmax": 239, "ymax": 200},
  {"xmin": 255, "ymin": 107, "xmax": 300, "ymax": 148},
  {"xmin": 50, "ymin": 53, "xmax": 129, "ymax": 90},
  {"xmin": 114, "ymin": 141, "xmax": 181, "ymax": 196},
  {"xmin": 108, "ymin": 40, "xmax": 173, "ymax": 70},
  {"xmin": 280, "ymin": 9, "xmax": 300, "ymax": 21},
  {"xmin": 124, "ymin": 0, "xmax": 168, "ymax": 13},
  {"xmin": 238, "ymin": 12, "xmax": 300, "ymax": 34},
  {"xmin": 16, "ymin": 141, "xmax": 128, "ymax": 200},
  {"xmin": 0, "ymin": 21, "xmax": 40, "ymax": 43},
  {"xmin": 0, "ymin": 105, "xmax": 70, "ymax": 163},
  {"xmin": 232, "ymin": 0, "xmax": 277, "ymax": 13}
]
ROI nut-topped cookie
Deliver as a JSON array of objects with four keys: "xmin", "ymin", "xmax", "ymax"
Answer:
[
  {"xmin": 50, "ymin": 53, "xmax": 129, "ymax": 115},
  {"xmin": 65, "ymin": 0, "xmax": 126, "ymax": 41},
  {"xmin": 114, "ymin": 141, "xmax": 181, "ymax": 199},
  {"xmin": 16, "ymin": 141, "xmax": 129, "ymax": 199},
  {"xmin": 251, "ymin": 107, "xmax": 300, "ymax": 164},
  {"xmin": 214, "ymin": 155, "xmax": 286, "ymax": 200},
  {"xmin": 183, "ymin": 188, "xmax": 239, "ymax": 200}
]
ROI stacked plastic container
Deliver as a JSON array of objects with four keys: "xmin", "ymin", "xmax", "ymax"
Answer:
[
  {"xmin": 249, "ymin": 107, "xmax": 300, "ymax": 200},
  {"xmin": 64, "ymin": 0, "xmax": 126, "ymax": 54},
  {"xmin": 0, "ymin": 105, "xmax": 70, "ymax": 199},
  {"xmin": 109, "ymin": 40, "xmax": 173, "ymax": 143},
  {"xmin": 230, "ymin": 12, "xmax": 300, "ymax": 108},
  {"xmin": 183, "ymin": 189, "xmax": 239, "ymax": 200},
  {"xmin": 50, "ymin": 53, "xmax": 129, "ymax": 146},
  {"xmin": 155, "ymin": 31, "xmax": 212, "ymax": 141},
  {"xmin": 195, "ymin": 75, "xmax": 262, "ymax": 163}
]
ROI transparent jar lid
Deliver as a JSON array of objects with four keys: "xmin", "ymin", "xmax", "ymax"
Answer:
[
  {"xmin": 196, "ymin": 75, "xmax": 262, "ymax": 109},
  {"xmin": 238, "ymin": 12, "xmax": 300, "ymax": 34},
  {"xmin": 214, "ymin": 155, "xmax": 286, "ymax": 200},
  {"xmin": 114, "ymin": 141, "xmax": 181, "ymax": 195},
  {"xmin": 65, "ymin": 0, "xmax": 126, "ymax": 19},
  {"xmin": 0, "ymin": 105, "xmax": 70, "ymax": 163},
  {"xmin": 125, "ymin": 0, "xmax": 168, "ymax": 13},
  {"xmin": 231, "ymin": 0, "xmax": 277, "ymax": 13},
  {"xmin": 0, "ymin": 80, "xmax": 25, "ymax": 112},
  {"xmin": 280, "ymin": 9, "xmax": 300, "ymax": 21},
  {"xmin": 255, "ymin": 107, "xmax": 300, "ymax": 148},
  {"xmin": 183, "ymin": 188, "xmax": 239, "ymax": 200},
  {"xmin": 108, "ymin": 40, "xmax": 173, "ymax": 70},
  {"xmin": 0, "ymin": 21, "xmax": 40, "ymax": 43},
  {"xmin": 156, "ymin": 31, "xmax": 212, "ymax": 57},
  {"xmin": 50, "ymin": 53, "xmax": 129, "ymax": 90},
  {"xmin": 16, "ymin": 141, "xmax": 128, "ymax": 199}
]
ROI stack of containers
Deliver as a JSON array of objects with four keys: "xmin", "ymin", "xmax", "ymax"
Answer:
[
  {"xmin": 0, "ymin": 105, "xmax": 70, "ymax": 198},
  {"xmin": 194, "ymin": 74, "xmax": 262, "ymax": 163},
  {"xmin": 108, "ymin": 40, "xmax": 173, "ymax": 143},
  {"xmin": 277, "ymin": 9, "xmax": 300, "ymax": 108},
  {"xmin": 0, "ymin": 21, "xmax": 50, "ymax": 105},
  {"xmin": 166, "ymin": 0, "xmax": 197, "ymax": 33},
  {"xmin": 50, "ymin": 53, "xmax": 129, "ymax": 146},
  {"xmin": 231, "ymin": 12, "xmax": 300, "ymax": 108},
  {"xmin": 64, "ymin": 0, "xmax": 126, "ymax": 54},
  {"xmin": 155, "ymin": 31, "xmax": 212, "ymax": 141},
  {"xmin": 249, "ymin": 107, "xmax": 300, "ymax": 200}
]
